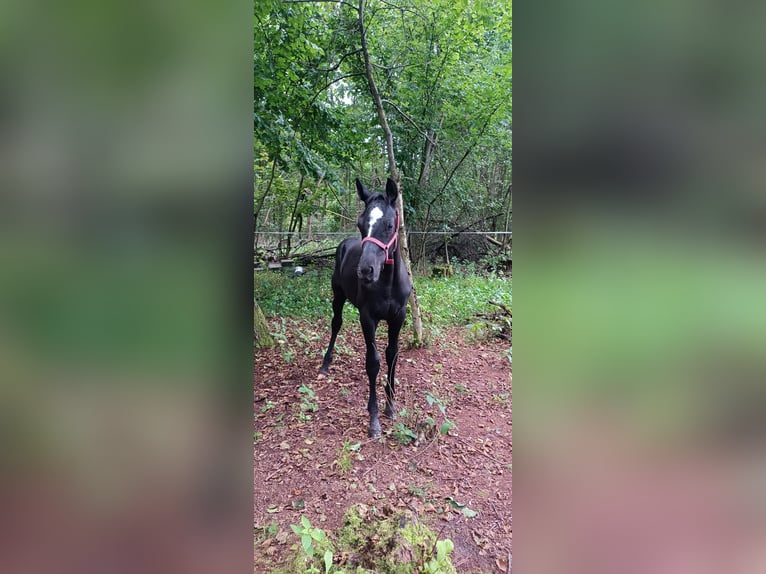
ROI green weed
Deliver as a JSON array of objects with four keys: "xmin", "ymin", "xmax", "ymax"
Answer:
[
  {"xmin": 290, "ymin": 516, "xmax": 334, "ymax": 573},
  {"xmin": 256, "ymin": 267, "xmax": 511, "ymax": 330},
  {"xmin": 392, "ymin": 421, "xmax": 418, "ymax": 445},
  {"xmin": 335, "ymin": 440, "xmax": 362, "ymax": 474}
]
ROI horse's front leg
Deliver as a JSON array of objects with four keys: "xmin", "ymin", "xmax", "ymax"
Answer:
[
  {"xmin": 383, "ymin": 311, "xmax": 404, "ymax": 420},
  {"xmin": 360, "ymin": 312, "xmax": 381, "ymax": 437}
]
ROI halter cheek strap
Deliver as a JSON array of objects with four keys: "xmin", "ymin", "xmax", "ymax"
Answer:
[{"xmin": 361, "ymin": 210, "xmax": 399, "ymax": 265}]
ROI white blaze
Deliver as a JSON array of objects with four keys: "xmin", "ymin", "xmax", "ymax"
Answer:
[{"xmin": 366, "ymin": 207, "xmax": 383, "ymax": 237}]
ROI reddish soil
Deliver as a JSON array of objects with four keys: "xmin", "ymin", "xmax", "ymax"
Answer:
[{"xmin": 254, "ymin": 319, "xmax": 512, "ymax": 573}]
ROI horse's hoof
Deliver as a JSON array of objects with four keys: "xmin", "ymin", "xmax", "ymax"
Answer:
[
  {"xmin": 318, "ymin": 366, "xmax": 329, "ymax": 376},
  {"xmin": 368, "ymin": 420, "xmax": 382, "ymax": 438}
]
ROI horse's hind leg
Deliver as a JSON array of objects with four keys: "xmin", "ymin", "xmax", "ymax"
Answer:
[
  {"xmin": 319, "ymin": 291, "xmax": 345, "ymax": 375},
  {"xmin": 383, "ymin": 311, "xmax": 404, "ymax": 420}
]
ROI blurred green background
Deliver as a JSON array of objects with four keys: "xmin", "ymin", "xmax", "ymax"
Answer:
[{"xmin": 0, "ymin": 1, "xmax": 252, "ymax": 572}]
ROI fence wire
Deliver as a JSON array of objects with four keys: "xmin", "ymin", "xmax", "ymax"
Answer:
[{"xmin": 255, "ymin": 230, "xmax": 512, "ymax": 236}]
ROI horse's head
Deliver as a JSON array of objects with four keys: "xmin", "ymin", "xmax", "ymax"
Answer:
[{"xmin": 355, "ymin": 177, "xmax": 399, "ymax": 285}]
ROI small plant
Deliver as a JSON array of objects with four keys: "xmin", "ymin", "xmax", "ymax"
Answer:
[
  {"xmin": 260, "ymin": 400, "xmax": 275, "ymax": 413},
  {"xmin": 297, "ymin": 411, "xmax": 313, "ymax": 423},
  {"xmin": 297, "ymin": 385, "xmax": 319, "ymax": 421},
  {"xmin": 336, "ymin": 440, "xmax": 362, "ymax": 474},
  {"xmin": 392, "ymin": 421, "xmax": 418, "ymax": 445},
  {"xmin": 423, "ymin": 539, "xmax": 455, "ymax": 574},
  {"xmin": 253, "ymin": 431, "xmax": 263, "ymax": 443},
  {"xmin": 425, "ymin": 392, "xmax": 456, "ymax": 435},
  {"xmin": 254, "ymin": 520, "xmax": 279, "ymax": 543},
  {"xmin": 492, "ymin": 392, "xmax": 510, "ymax": 408},
  {"xmin": 290, "ymin": 516, "xmax": 334, "ymax": 573},
  {"xmin": 407, "ymin": 483, "xmax": 432, "ymax": 499}
]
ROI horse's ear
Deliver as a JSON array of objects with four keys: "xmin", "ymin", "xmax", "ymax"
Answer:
[
  {"xmin": 385, "ymin": 178, "xmax": 398, "ymax": 205},
  {"xmin": 356, "ymin": 178, "xmax": 371, "ymax": 202}
]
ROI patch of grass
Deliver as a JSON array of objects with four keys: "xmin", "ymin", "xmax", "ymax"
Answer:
[
  {"xmin": 299, "ymin": 385, "xmax": 318, "ymax": 411},
  {"xmin": 335, "ymin": 440, "xmax": 362, "ymax": 474},
  {"xmin": 416, "ymin": 273, "xmax": 511, "ymax": 327},
  {"xmin": 296, "ymin": 385, "xmax": 318, "ymax": 423},
  {"xmin": 255, "ymin": 269, "xmax": 359, "ymax": 325},
  {"xmin": 280, "ymin": 505, "xmax": 457, "ymax": 574},
  {"xmin": 255, "ymin": 270, "xmax": 332, "ymax": 320},
  {"xmin": 256, "ymin": 266, "xmax": 511, "ymax": 330}
]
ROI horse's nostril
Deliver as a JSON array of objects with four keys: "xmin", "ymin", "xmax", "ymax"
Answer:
[{"xmin": 359, "ymin": 265, "xmax": 373, "ymax": 279}]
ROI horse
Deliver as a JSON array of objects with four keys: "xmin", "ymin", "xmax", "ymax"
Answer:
[{"xmin": 319, "ymin": 177, "xmax": 412, "ymax": 437}]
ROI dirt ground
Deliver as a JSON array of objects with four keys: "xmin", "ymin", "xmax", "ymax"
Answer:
[{"xmin": 254, "ymin": 320, "xmax": 512, "ymax": 573}]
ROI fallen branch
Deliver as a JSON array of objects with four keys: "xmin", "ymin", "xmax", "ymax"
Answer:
[
  {"xmin": 488, "ymin": 300, "xmax": 512, "ymax": 318},
  {"xmin": 485, "ymin": 235, "xmax": 503, "ymax": 247}
]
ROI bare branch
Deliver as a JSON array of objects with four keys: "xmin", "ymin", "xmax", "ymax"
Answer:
[
  {"xmin": 376, "ymin": 0, "xmax": 429, "ymax": 23},
  {"xmin": 381, "ymin": 99, "xmax": 437, "ymax": 147},
  {"xmin": 314, "ymin": 49, "xmax": 362, "ymax": 73},
  {"xmin": 488, "ymin": 300, "xmax": 512, "ymax": 317},
  {"xmin": 282, "ymin": 0, "xmax": 358, "ymax": 10},
  {"xmin": 435, "ymin": 103, "xmax": 503, "ymax": 198}
]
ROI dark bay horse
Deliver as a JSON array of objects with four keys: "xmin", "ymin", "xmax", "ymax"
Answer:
[{"xmin": 319, "ymin": 177, "xmax": 412, "ymax": 437}]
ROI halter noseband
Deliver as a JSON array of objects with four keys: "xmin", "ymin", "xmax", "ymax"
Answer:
[{"xmin": 361, "ymin": 210, "xmax": 399, "ymax": 265}]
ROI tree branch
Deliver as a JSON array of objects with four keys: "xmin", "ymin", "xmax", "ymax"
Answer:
[
  {"xmin": 296, "ymin": 72, "xmax": 364, "ymax": 128},
  {"xmin": 381, "ymin": 99, "xmax": 437, "ymax": 146},
  {"xmin": 282, "ymin": 0, "xmax": 358, "ymax": 10},
  {"xmin": 376, "ymin": 0, "xmax": 429, "ymax": 23},
  {"xmin": 314, "ymin": 49, "xmax": 362, "ymax": 73},
  {"xmin": 488, "ymin": 300, "xmax": 512, "ymax": 317},
  {"xmin": 434, "ymin": 103, "xmax": 503, "ymax": 199}
]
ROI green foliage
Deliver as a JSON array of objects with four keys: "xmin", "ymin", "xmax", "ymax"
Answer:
[
  {"xmin": 255, "ymin": 271, "xmax": 332, "ymax": 320},
  {"xmin": 424, "ymin": 539, "xmax": 456, "ymax": 574},
  {"xmin": 425, "ymin": 392, "xmax": 456, "ymax": 436},
  {"xmin": 255, "ymin": 268, "xmax": 511, "ymax": 330},
  {"xmin": 290, "ymin": 515, "xmax": 333, "ymax": 569},
  {"xmin": 298, "ymin": 384, "xmax": 319, "ymax": 421},
  {"xmin": 254, "ymin": 0, "xmax": 512, "ymax": 261},
  {"xmin": 335, "ymin": 439, "xmax": 362, "ymax": 474},
  {"xmin": 392, "ymin": 421, "xmax": 418, "ymax": 445},
  {"xmin": 255, "ymin": 520, "xmax": 280, "ymax": 544},
  {"xmin": 417, "ymin": 273, "xmax": 512, "ymax": 327}
]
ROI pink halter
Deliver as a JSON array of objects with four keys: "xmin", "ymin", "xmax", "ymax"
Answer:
[{"xmin": 361, "ymin": 210, "xmax": 399, "ymax": 265}]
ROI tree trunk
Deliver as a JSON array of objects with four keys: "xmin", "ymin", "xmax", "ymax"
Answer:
[
  {"xmin": 417, "ymin": 114, "xmax": 442, "ymax": 189},
  {"xmin": 254, "ymin": 300, "xmax": 274, "ymax": 349},
  {"xmin": 358, "ymin": 0, "xmax": 424, "ymax": 344}
]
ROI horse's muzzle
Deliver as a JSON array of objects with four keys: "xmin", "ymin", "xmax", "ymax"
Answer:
[{"xmin": 358, "ymin": 264, "xmax": 375, "ymax": 284}]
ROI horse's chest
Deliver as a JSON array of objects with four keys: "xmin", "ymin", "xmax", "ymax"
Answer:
[{"xmin": 363, "ymin": 292, "xmax": 404, "ymax": 321}]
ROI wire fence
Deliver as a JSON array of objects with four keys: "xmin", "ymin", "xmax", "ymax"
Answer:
[
  {"xmin": 255, "ymin": 230, "xmax": 512, "ymax": 267},
  {"xmin": 255, "ymin": 231, "xmax": 512, "ymax": 236}
]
